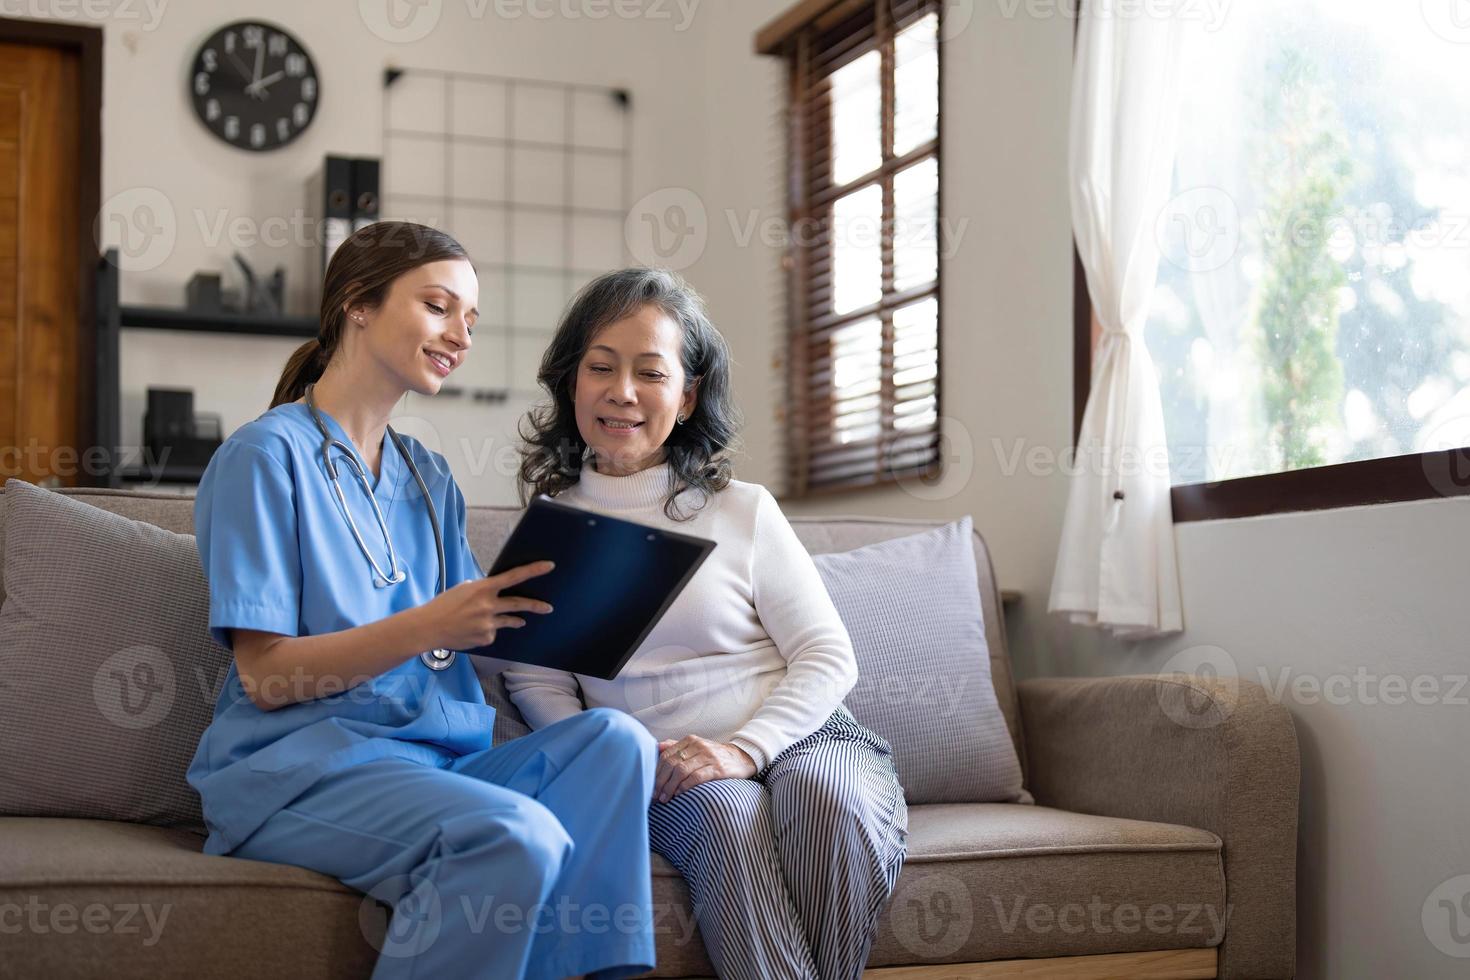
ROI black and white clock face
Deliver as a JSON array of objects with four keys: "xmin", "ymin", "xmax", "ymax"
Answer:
[{"xmin": 191, "ymin": 21, "xmax": 319, "ymax": 152}]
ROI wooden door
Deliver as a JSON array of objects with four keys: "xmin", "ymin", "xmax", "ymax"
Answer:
[{"xmin": 0, "ymin": 39, "xmax": 84, "ymax": 486}]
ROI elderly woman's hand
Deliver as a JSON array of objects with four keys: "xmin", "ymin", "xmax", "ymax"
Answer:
[{"xmin": 653, "ymin": 736, "xmax": 757, "ymax": 803}]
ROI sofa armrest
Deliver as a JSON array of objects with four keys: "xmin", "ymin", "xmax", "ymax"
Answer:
[{"xmin": 1017, "ymin": 674, "xmax": 1299, "ymax": 980}]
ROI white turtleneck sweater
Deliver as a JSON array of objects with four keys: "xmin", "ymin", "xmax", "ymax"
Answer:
[{"xmin": 500, "ymin": 462, "xmax": 859, "ymax": 771}]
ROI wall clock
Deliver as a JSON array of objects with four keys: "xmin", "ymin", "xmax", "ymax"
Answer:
[{"xmin": 190, "ymin": 21, "xmax": 319, "ymax": 152}]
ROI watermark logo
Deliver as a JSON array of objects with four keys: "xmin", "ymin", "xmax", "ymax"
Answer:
[
  {"xmin": 1156, "ymin": 185, "xmax": 1242, "ymax": 274},
  {"xmin": 93, "ymin": 645, "xmax": 175, "ymax": 731},
  {"xmin": 0, "ymin": 897, "xmax": 171, "ymax": 945},
  {"xmin": 360, "ymin": 0, "xmax": 443, "ymax": 42},
  {"xmin": 626, "ymin": 187, "xmax": 707, "ymax": 270},
  {"xmin": 889, "ymin": 872, "xmax": 973, "ymax": 958},
  {"xmin": 1419, "ymin": 412, "xmax": 1470, "ymax": 500},
  {"xmin": 97, "ymin": 187, "xmax": 176, "ymax": 273},
  {"xmin": 1155, "ymin": 644, "xmax": 1238, "ymax": 729},
  {"xmin": 0, "ymin": 0, "xmax": 169, "ymax": 31},
  {"xmin": 361, "ymin": 873, "xmax": 444, "ymax": 957},
  {"xmin": 487, "ymin": 0, "xmax": 702, "ymax": 31},
  {"xmin": 1423, "ymin": 874, "xmax": 1470, "ymax": 957},
  {"xmin": 620, "ymin": 649, "xmax": 717, "ymax": 732},
  {"xmin": 937, "ymin": 0, "xmax": 975, "ymax": 42},
  {"xmin": 894, "ymin": 416, "xmax": 974, "ymax": 501},
  {"xmin": 1421, "ymin": 0, "xmax": 1470, "ymax": 45}
]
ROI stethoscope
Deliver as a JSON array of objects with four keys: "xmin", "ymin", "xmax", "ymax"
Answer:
[{"xmin": 304, "ymin": 383, "xmax": 457, "ymax": 671}]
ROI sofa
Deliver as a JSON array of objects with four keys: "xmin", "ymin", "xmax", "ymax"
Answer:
[{"xmin": 0, "ymin": 486, "xmax": 1299, "ymax": 979}]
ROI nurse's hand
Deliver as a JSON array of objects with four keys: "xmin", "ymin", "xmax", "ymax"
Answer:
[
  {"xmin": 422, "ymin": 561, "xmax": 556, "ymax": 651},
  {"xmin": 652, "ymin": 736, "xmax": 758, "ymax": 803}
]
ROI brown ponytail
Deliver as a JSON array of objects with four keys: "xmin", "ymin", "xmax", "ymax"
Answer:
[
  {"xmin": 270, "ymin": 221, "xmax": 471, "ymax": 409},
  {"xmin": 271, "ymin": 338, "xmax": 329, "ymax": 408}
]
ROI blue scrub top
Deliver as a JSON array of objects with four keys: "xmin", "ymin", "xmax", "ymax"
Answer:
[{"xmin": 186, "ymin": 400, "xmax": 494, "ymax": 855}]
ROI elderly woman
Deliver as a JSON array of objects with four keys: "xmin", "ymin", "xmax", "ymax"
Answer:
[{"xmin": 502, "ymin": 267, "xmax": 908, "ymax": 979}]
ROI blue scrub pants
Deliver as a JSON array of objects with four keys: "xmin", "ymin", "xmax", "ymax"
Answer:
[{"xmin": 233, "ymin": 706, "xmax": 659, "ymax": 980}]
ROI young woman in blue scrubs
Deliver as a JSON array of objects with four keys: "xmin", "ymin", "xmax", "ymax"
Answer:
[{"xmin": 186, "ymin": 221, "xmax": 659, "ymax": 980}]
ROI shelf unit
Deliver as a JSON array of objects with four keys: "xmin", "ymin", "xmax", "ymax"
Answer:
[
  {"xmin": 95, "ymin": 249, "xmax": 318, "ymax": 487},
  {"xmin": 119, "ymin": 305, "xmax": 316, "ymax": 338}
]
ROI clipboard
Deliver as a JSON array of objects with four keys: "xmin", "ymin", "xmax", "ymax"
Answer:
[{"xmin": 460, "ymin": 495, "xmax": 716, "ymax": 680}]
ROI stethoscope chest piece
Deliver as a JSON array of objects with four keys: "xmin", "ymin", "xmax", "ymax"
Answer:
[
  {"xmin": 304, "ymin": 384, "xmax": 458, "ymax": 674},
  {"xmin": 421, "ymin": 648, "xmax": 456, "ymax": 671}
]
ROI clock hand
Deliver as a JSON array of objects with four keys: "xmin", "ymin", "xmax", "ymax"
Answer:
[
  {"xmin": 250, "ymin": 38, "xmax": 264, "ymax": 98},
  {"xmin": 228, "ymin": 51, "xmax": 253, "ymax": 84},
  {"xmin": 245, "ymin": 70, "xmax": 285, "ymax": 97}
]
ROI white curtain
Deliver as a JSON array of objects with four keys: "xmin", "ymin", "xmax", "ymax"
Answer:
[{"xmin": 1048, "ymin": 4, "xmax": 1189, "ymax": 639}]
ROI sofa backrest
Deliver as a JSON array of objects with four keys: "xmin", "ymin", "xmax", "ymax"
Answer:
[{"xmin": 0, "ymin": 486, "xmax": 1025, "ymax": 769}]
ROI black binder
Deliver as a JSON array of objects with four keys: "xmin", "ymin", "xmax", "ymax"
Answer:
[
  {"xmin": 308, "ymin": 155, "xmax": 353, "ymax": 278},
  {"xmin": 350, "ymin": 158, "xmax": 380, "ymax": 232},
  {"xmin": 461, "ymin": 496, "xmax": 716, "ymax": 680}
]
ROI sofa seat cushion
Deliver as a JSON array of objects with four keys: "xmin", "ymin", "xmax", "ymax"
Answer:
[
  {"xmin": 645, "ymin": 803, "xmax": 1227, "ymax": 975},
  {"xmin": 0, "ymin": 817, "xmax": 379, "ymax": 980},
  {"xmin": 1, "ymin": 803, "xmax": 1224, "ymax": 979}
]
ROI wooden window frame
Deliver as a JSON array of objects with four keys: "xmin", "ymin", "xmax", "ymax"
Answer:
[{"xmin": 758, "ymin": 0, "xmax": 945, "ymax": 498}]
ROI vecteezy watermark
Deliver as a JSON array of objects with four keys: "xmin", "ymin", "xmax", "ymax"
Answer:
[
  {"xmin": 994, "ymin": 0, "xmax": 1231, "ymax": 32},
  {"xmin": 625, "ymin": 187, "xmax": 708, "ymax": 271},
  {"xmin": 1257, "ymin": 667, "xmax": 1469, "ymax": 708},
  {"xmin": 1155, "ymin": 185, "xmax": 1243, "ymax": 274},
  {"xmin": 1157, "ymin": 188, "xmax": 1470, "ymax": 275},
  {"xmin": 362, "ymin": 874, "xmax": 444, "ymax": 958},
  {"xmin": 91, "ymin": 652, "xmax": 234, "ymax": 732},
  {"xmin": 620, "ymin": 652, "xmax": 855, "ymax": 733},
  {"xmin": 0, "ymin": 897, "xmax": 171, "ymax": 946},
  {"xmin": 1155, "ymin": 645, "xmax": 1240, "ymax": 730},
  {"xmin": 625, "ymin": 189, "xmax": 969, "ymax": 273},
  {"xmin": 359, "ymin": 0, "xmax": 699, "ymax": 42},
  {"xmin": 485, "ymin": 0, "xmax": 701, "ymax": 31},
  {"xmin": 0, "ymin": 0, "xmax": 168, "ymax": 30},
  {"xmin": 0, "ymin": 441, "xmax": 172, "ymax": 486},
  {"xmin": 1419, "ymin": 413, "xmax": 1470, "ymax": 500},
  {"xmin": 93, "ymin": 645, "xmax": 177, "ymax": 731},
  {"xmin": 97, "ymin": 187, "xmax": 177, "ymax": 273},
  {"xmin": 933, "ymin": 0, "xmax": 975, "ymax": 42},
  {"xmin": 1421, "ymin": 0, "xmax": 1470, "ymax": 45},
  {"xmin": 97, "ymin": 193, "xmax": 477, "ymax": 272},
  {"xmin": 888, "ymin": 872, "xmax": 974, "ymax": 959},
  {"xmin": 989, "ymin": 436, "xmax": 1241, "ymax": 484},
  {"xmin": 991, "ymin": 896, "xmax": 1230, "ymax": 944},
  {"xmin": 359, "ymin": 881, "xmax": 701, "ymax": 957},
  {"xmin": 1424, "ymin": 874, "xmax": 1470, "ymax": 957},
  {"xmin": 1154, "ymin": 644, "xmax": 1470, "ymax": 728},
  {"xmin": 359, "ymin": 0, "xmax": 444, "ymax": 43},
  {"xmin": 892, "ymin": 417, "xmax": 974, "ymax": 502},
  {"xmin": 725, "ymin": 209, "xmax": 969, "ymax": 264}
]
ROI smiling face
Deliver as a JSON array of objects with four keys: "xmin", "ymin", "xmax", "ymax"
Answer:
[
  {"xmin": 347, "ymin": 259, "xmax": 479, "ymax": 396},
  {"xmin": 572, "ymin": 303, "xmax": 698, "ymax": 476}
]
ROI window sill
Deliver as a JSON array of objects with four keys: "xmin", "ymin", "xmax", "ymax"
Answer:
[{"xmin": 1170, "ymin": 447, "xmax": 1470, "ymax": 522}]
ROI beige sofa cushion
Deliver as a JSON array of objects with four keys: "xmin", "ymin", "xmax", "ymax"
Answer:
[
  {"xmin": 0, "ymin": 481, "xmax": 230, "ymax": 833},
  {"xmin": 0, "ymin": 807, "xmax": 1222, "ymax": 978},
  {"xmin": 813, "ymin": 518, "xmax": 1026, "ymax": 804}
]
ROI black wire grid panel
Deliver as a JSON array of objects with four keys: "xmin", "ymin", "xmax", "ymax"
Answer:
[{"xmin": 380, "ymin": 67, "xmax": 633, "ymax": 403}]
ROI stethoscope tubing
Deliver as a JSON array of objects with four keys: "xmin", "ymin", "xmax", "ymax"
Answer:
[{"xmin": 304, "ymin": 383, "xmax": 455, "ymax": 671}]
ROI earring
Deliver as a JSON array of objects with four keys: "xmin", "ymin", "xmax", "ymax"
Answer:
[{"xmin": 676, "ymin": 413, "xmax": 688, "ymax": 425}]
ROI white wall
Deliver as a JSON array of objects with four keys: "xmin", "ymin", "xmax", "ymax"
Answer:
[{"xmin": 686, "ymin": 3, "xmax": 1470, "ymax": 979}]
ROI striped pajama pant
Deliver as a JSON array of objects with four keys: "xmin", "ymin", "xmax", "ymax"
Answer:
[{"xmin": 648, "ymin": 704, "xmax": 909, "ymax": 980}]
